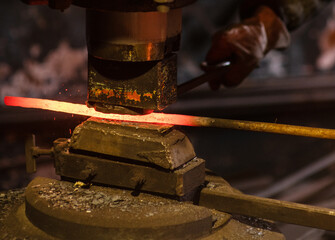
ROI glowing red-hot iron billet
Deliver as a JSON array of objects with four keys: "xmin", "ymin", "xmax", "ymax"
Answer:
[
  {"xmin": 5, "ymin": 96, "xmax": 335, "ymax": 140},
  {"xmin": 4, "ymin": 96, "xmax": 195, "ymax": 126}
]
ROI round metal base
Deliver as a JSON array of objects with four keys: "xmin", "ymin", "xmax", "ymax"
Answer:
[
  {"xmin": 25, "ymin": 177, "xmax": 212, "ymax": 240},
  {"xmin": 1, "ymin": 177, "xmax": 285, "ymax": 240}
]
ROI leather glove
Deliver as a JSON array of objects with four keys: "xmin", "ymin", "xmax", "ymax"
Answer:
[{"xmin": 205, "ymin": 6, "xmax": 290, "ymax": 89}]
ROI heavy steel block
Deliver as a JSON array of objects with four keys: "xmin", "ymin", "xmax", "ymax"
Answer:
[
  {"xmin": 55, "ymin": 139, "xmax": 205, "ymax": 197},
  {"xmin": 70, "ymin": 118, "xmax": 195, "ymax": 170}
]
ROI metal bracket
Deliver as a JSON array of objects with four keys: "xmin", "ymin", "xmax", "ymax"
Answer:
[{"xmin": 25, "ymin": 134, "xmax": 54, "ymax": 174}]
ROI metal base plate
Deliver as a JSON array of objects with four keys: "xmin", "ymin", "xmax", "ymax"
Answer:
[
  {"xmin": 25, "ymin": 177, "xmax": 213, "ymax": 240},
  {"xmin": 1, "ymin": 177, "xmax": 285, "ymax": 240}
]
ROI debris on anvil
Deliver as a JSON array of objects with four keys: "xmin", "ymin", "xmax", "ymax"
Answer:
[
  {"xmin": 0, "ymin": 189, "xmax": 25, "ymax": 222},
  {"xmin": 73, "ymin": 181, "xmax": 92, "ymax": 190},
  {"xmin": 34, "ymin": 181, "xmax": 128, "ymax": 213},
  {"xmin": 0, "ymin": 189, "xmax": 26, "ymax": 240},
  {"xmin": 32, "ymin": 180, "xmax": 185, "ymax": 216},
  {"xmin": 233, "ymin": 215, "xmax": 280, "ymax": 233},
  {"xmin": 73, "ymin": 171, "xmax": 97, "ymax": 190}
]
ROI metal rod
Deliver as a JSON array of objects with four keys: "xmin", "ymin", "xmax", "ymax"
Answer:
[
  {"xmin": 193, "ymin": 117, "xmax": 335, "ymax": 140},
  {"xmin": 25, "ymin": 134, "xmax": 37, "ymax": 174},
  {"xmin": 200, "ymin": 187, "xmax": 335, "ymax": 231},
  {"xmin": 177, "ymin": 73, "xmax": 213, "ymax": 96},
  {"xmin": 5, "ymin": 96, "xmax": 335, "ymax": 140},
  {"xmin": 33, "ymin": 147, "xmax": 53, "ymax": 157},
  {"xmin": 177, "ymin": 61, "xmax": 230, "ymax": 96}
]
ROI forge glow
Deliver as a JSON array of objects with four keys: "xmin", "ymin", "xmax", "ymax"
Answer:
[
  {"xmin": 4, "ymin": 96, "xmax": 196, "ymax": 126},
  {"xmin": 6, "ymin": 96, "xmax": 335, "ymax": 140}
]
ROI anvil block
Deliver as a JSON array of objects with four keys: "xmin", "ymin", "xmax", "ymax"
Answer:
[
  {"xmin": 69, "ymin": 118, "xmax": 196, "ymax": 170},
  {"xmin": 54, "ymin": 139, "xmax": 205, "ymax": 197}
]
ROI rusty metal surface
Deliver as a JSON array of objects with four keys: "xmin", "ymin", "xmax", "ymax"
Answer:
[
  {"xmin": 24, "ymin": 177, "xmax": 212, "ymax": 240},
  {"xmin": 199, "ymin": 181, "xmax": 335, "ymax": 231},
  {"xmin": 87, "ymin": 54, "xmax": 177, "ymax": 112},
  {"xmin": 0, "ymin": 179, "xmax": 285, "ymax": 240},
  {"xmin": 0, "ymin": 177, "xmax": 287, "ymax": 239},
  {"xmin": 70, "ymin": 118, "xmax": 196, "ymax": 170},
  {"xmin": 54, "ymin": 138, "xmax": 205, "ymax": 197}
]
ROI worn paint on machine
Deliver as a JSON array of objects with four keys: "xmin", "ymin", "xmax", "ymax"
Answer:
[{"xmin": 90, "ymin": 87, "xmax": 155, "ymax": 102}]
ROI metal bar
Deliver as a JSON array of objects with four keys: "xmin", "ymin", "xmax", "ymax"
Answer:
[
  {"xmin": 177, "ymin": 61, "xmax": 230, "ymax": 96},
  {"xmin": 33, "ymin": 147, "xmax": 54, "ymax": 157},
  {"xmin": 194, "ymin": 117, "xmax": 335, "ymax": 140},
  {"xmin": 199, "ymin": 187, "xmax": 335, "ymax": 231},
  {"xmin": 177, "ymin": 73, "xmax": 213, "ymax": 96},
  {"xmin": 5, "ymin": 96, "xmax": 335, "ymax": 140},
  {"xmin": 25, "ymin": 134, "xmax": 36, "ymax": 174}
]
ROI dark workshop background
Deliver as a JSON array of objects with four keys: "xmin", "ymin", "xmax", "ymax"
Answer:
[{"xmin": 1, "ymin": 2, "xmax": 335, "ymax": 237}]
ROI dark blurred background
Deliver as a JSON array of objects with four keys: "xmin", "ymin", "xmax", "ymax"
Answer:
[{"xmin": 1, "ymin": 1, "xmax": 335, "ymax": 238}]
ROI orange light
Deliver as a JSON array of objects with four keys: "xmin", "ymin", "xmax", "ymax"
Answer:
[
  {"xmin": 6, "ymin": 96, "xmax": 335, "ymax": 140},
  {"xmin": 146, "ymin": 42, "xmax": 153, "ymax": 61},
  {"xmin": 4, "ymin": 96, "xmax": 196, "ymax": 126}
]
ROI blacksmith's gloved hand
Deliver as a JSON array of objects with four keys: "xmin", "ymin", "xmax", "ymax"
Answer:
[{"xmin": 205, "ymin": 6, "xmax": 290, "ymax": 89}]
